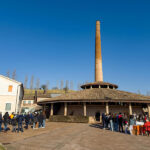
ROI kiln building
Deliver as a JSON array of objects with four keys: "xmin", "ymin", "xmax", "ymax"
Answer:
[{"xmin": 38, "ymin": 21, "xmax": 150, "ymax": 123}]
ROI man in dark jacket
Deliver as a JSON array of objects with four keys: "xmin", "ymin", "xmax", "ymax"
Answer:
[
  {"xmin": 11, "ymin": 115, "xmax": 17, "ymax": 132},
  {"xmin": 3, "ymin": 112, "xmax": 9, "ymax": 132},
  {"xmin": 25, "ymin": 113, "xmax": 30, "ymax": 129},
  {"xmin": 42, "ymin": 111, "xmax": 46, "ymax": 128},
  {"xmin": 17, "ymin": 114, "xmax": 24, "ymax": 132},
  {"xmin": 0, "ymin": 112, "xmax": 2, "ymax": 132},
  {"xmin": 38, "ymin": 112, "xmax": 44, "ymax": 128},
  {"xmin": 118, "ymin": 113, "xmax": 123, "ymax": 132},
  {"xmin": 33, "ymin": 113, "xmax": 38, "ymax": 129}
]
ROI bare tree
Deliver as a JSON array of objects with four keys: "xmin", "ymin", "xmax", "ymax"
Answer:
[
  {"xmin": 46, "ymin": 80, "xmax": 50, "ymax": 90},
  {"xmin": 137, "ymin": 90, "xmax": 141, "ymax": 95},
  {"xmin": 60, "ymin": 80, "xmax": 64, "ymax": 90},
  {"xmin": 85, "ymin": 80, "xmax": 89, "ymax": 84},
  {"xmin": 56, "ymin": 81, "xmax": 59, "ymax": 89},
  {"xmin": 70, "ymin": 81, "xmax": 74, "ymax": 90},
  {"xmin": 41, "ymin": 85, "xmax": 47, "ymax": 94},
  {"xmin": 36, "ymin": 78, "xmax": 40, "ymax": 90},
  {"xmin": 66, "ymin": 80, "xmax": 69, "ymax": 90},
  {"xmin": 63, "ymin": 87, "xmax": 69, "ymax": 93},
  {"xmin": 146, "ymin": 91, "xmax": 150, "ymax": 96},
  {"xmin": 30, "ymin": 75, "xmax": 34, "ymax": 89},
  {"xmin": 12, "ymin": 69, "xmax": 16, "ymax": 80},
  {"xmin": 6, "ymin": 70, "xmax": 10, "ymax": 78},
  {"xmin": 52, "ymin": 87, "xmax": 58, "ymax": 90},
  {"xmin": 24, "ymin": 75, "xmax": 28, "ymax": 89},
  {"xmin": 77, "ymin": 83, "xmax": 81, "ymax": 91}
]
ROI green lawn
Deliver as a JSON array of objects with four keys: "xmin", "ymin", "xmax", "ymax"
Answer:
[{"xmin": 0, "ymin": 145, "xmax": 5, "ymax": 150}]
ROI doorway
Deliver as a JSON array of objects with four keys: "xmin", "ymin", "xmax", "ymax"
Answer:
[{"xmin": 95, "ymin": 112, "xmax": 100, "ymax": 121}]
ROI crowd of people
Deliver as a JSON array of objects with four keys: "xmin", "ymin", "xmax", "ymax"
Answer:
[
  {"xmin": 0, "ymin": 111, "xmax": 46, "ymax": 133},
  {"xmin": 102, "ymin": 112, "xmax": 149, "ymax": 135}
]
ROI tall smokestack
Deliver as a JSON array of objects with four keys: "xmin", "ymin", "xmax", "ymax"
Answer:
[{"xmin": 95, "ymin": 21, "xmax": 103, "ymax": 82}]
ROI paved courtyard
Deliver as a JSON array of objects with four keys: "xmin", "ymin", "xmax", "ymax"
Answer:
[{"xmin": 0, "ymin": 122, "xmax": 150, "ymax": 150}]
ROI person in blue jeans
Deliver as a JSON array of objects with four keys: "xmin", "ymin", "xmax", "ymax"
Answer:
[
  {"xmin": 113, "ymin": 114, "xmax": 118, "ymax": 132},
  {"xmin": 109, "ymin": 113, "xmax": 114, "ymax": 131},
  {"xmin": 24, "ymin": 113, "xmax": 30, "ymax": 129},
  {"xmin": 0, "ymin": 112, "xmax": 2, "ymax": 132},
  {"xmin": 42, "ymin": 111, "xmax": 46, "ymax": 128},
  {"xmin": 102, "ymin": 113, "xmax": 106, "ymax": 129},
  {"xmin": 17, "ymin": 114, "xmax": 24, "ymax": 132},
  {"xmin": 38, "ymin": 112, "xmax": 43, "ymax": 128}
]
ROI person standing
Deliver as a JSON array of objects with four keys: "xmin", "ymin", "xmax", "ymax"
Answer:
[
  {"xmin": 118, "ymin": 113, "xmax": 123, "ymax": 133},
  {"xmin": 33, "ymin": 113, "xmax": 38, "ymax": 129},
  {"xmin": 11, "ymin": 115, "xmax": 17, "ymax": 132},
  {"xmin": 38, "ymin": 112, "xmax": 43, "ymax": 128},
  {"xmin": 10, "ymin": 112, "xmax": 14, "ymax": 120},
  {"xmin": 129, "ymin": 115, "xmax": 135, "ymax": 135},
  {"xmin": 124, "ymin": 120, "xmax": 129, "ymax": 134},
  {"xmin": 109, "ymin": 113, "xmax": 114, "ymax": 131},
  {"xmin": 113, "ymin": 114, "xmax": 118, "ymax": 132},
  {"xmin": 29, "ymin": 113, "xmax": 33, "ymax": 126},
  {"xmin": 105, "ymin": 114, "xmax": 109, "ymax": 129},
  {"xmin": 3, "ymin": 112, "xmax": 9, "ymax": 132},
  {"xmin": 0, "ymin": 112, "xmax": 2, "ymax": 132},
  {"xmin": 42, "ymin": 111, "xmax": 46, "ymax": 128},
  {"xmin": 25, "ymin": 113, "xmax": 30, "ymax": 129},
  {"xmin": 17, "ymin": 114, "xmax": 24, "ymax": 132}
]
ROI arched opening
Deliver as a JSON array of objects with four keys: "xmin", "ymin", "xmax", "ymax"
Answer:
[{"xmin": 95, "ymin": 112, "xmax": 100, "ymax": 121}]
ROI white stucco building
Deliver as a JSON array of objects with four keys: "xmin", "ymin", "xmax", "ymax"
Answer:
[{"xmin": 0, "ymin": 75, "xmax": 24, "ymax": 116}]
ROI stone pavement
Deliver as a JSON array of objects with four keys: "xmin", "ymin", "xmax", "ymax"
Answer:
[{"xmin": 0, "ymin": 122, "xmax": 150, "ymax": 150}]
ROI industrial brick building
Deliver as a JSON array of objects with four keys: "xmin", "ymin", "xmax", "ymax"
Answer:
[{"xmin": 38, "ymin": 21, "xmax": 150, "ymax": 123}]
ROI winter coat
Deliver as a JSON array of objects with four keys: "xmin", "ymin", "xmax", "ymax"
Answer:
[
  {"xmin": 11, "ymin": 117, "xmax": 17, "ymax": 126},
  {"xmin": 3, "ymin": 113, "xmax": 9, "ymax": 124},
  {"xmin": 25, "ymin": 114, "xmax": 30, "ymax": 123},
  {"xmin": 0, "ymin": 114, "xmax": 2, "ymax": 123},
  {"xmin": 38, "ymin": 114, "xmax": 44, "ymax": 124},
  {"xmin": 130, "ymin": 118, "xmax": 135, "ymax": 125},
  {"xmin": 102, "ymin": 113, "xmax": 106, "ymax": 121},
  {"xmin": 17, "ymin": 115, "xmax": 24, "ymax": 124},
  {"xmin": 118, "ymin": 115, "xmax": 123, "ymax": 125},
  {"xmin": 10, "ymin": 114, "xmax": 14, "ymax": 119},
  {"xmin": 33, "ymin": 115, "xmax": 38, "ymax": 123},
  {"xmin": 43, "ymin": 113, "xmax": 46, "ymax": 120}
]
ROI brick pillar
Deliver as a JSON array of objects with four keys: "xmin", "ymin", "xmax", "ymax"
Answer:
[
  {"xmin": 50, "ymin": 103, "xmax": 53, "ymax": 116},
  {"xmin": 129, "ymin": 103, "xmax": 132, "ymax": 115},
  {"xmin": 106, "ymin": 102, "xmax": 109, "ymax": 114},
  {"xmin": 64, "ymin": 102, "xmax": 67, "ymax": 116},
  {"xmin": 83, "ymin": 102, "xmax": 87, "ymax": 116}
]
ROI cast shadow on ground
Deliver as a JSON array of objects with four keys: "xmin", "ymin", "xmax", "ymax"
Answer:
[{"xmin": 89, "ymin": 124, "xmax": 103, "ymax": 129}]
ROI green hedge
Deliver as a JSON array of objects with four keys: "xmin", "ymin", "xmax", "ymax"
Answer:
[{"xmin": 49, "ymin": 115, "xmax": 89, "ymax": 123}]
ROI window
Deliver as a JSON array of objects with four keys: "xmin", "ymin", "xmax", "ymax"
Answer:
[
  {"xmin": 23, "ymin": 101, "xmax": 26, "ymax": 104},
  {"xmin": 8, "ymin": 85, "xmax": 13, "ymax": 92},
  {"xmin": 5, "ymin": 103, "xmax": 11, "ymax": 111},
  {"xmin": 28, "ymin": 101, "xmax": 31, "ymax": 104}
]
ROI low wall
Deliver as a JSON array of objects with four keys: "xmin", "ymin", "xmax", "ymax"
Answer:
[{"xmin": 49, "ymin": 115, "xmax": 89, "ymax": 123}]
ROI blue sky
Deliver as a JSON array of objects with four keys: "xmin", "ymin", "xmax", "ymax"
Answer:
[{"xmin": 0, "ymin": 0, "xmax": 150, "ymax": 94}]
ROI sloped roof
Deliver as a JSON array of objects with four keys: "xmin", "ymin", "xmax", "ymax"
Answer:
[
  {"xmin": 38, "ymin": 88, "xmax": 150, "ymax": 104},
  {"xmin": 0, "ymin": 75, "xmax": 22, "ymax": 85}
]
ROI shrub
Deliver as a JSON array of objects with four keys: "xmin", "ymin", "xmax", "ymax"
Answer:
[{"xmin": 49, "ymin": 115, "xmax": 89, "ymax": 123}]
